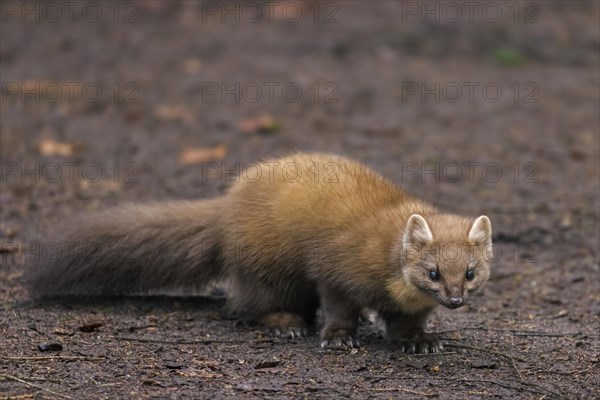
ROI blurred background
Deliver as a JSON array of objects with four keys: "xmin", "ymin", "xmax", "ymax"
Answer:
[
  {"xmin": 0, "ymin": 1, "xmax": 598, "ymax": 398},
  {"xmin": 1, "ymin": 2, "xmax": 598, "ymax": 230}
]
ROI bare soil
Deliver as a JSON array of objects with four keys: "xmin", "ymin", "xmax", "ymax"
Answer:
[{"xmin": 1, "ymin": 2, "xmax": 599, "ymax": 399}]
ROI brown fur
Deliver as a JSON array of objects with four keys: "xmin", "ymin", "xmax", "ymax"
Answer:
[{"xmin": 25, "ymin": 153, "xmax": 492, "ymax": 353}]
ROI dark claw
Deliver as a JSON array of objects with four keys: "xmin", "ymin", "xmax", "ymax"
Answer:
[
  {"xmin": 260, "ymin": 312, "xmax": 307, "ymax": 339},
  {"xmin": 287, "ymin": 327, "xmax": 305, "ymax": 339},
  {"xmin": 321, "ymin": 329, "xmax": 359, "ymax": 349},
  {"xmin": 393, "ymin": 335, "xmax": 442, "ymax": 354},
  {"xmin": 269, "ymin": 326, "xmax": 306, "ymax": 339}
]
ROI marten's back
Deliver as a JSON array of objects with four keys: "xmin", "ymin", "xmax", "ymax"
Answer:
[{"xmin": 221, "ymin": 153, "xmax": 420, "ymax": 259}]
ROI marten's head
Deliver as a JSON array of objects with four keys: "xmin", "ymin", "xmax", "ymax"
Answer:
[{"xmin": 399, "ymin": 214, "xmax": 492, "ymax": 310}]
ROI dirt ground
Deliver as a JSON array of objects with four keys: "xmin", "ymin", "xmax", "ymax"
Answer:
[{"xmin": 1, "ymin": 1, "xmax": 599, "ymax": 399}]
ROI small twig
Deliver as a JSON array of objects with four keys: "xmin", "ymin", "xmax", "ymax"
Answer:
[
  {"xmin": 0, "ymin": 374, "xmax": 71, "ymax": 399},
  {"xmin": 527, "ymin": 366, "xmax": 593, "ymax": 376},
  {"xmin": 437, "ymin": 326, "xmax": 597, "ymax": 338},
  {"xmin": 508, "ymin": 380, "xmax": 566, "ymax": 400},
  {"xmin": 434, "ymin": 320, "xmax": 489, "ymax": 334},
  {"xmin": 454, "ymin": 378, "xmax": 566, "ymax": 400},
  {"xmin": 0, "ymin": 395, "xmax": 35, "ymax": 400},
  {"xmin": 295, "ymin": 386, "xmax": 345, "ymax": 395},
  {"xmin": 1, "ymin": 356, "xmax": 104, "ymax": 361},
  {"xmin": 445, "ymin": 343, "xmax": 525, "ymax": 362},
  {"xmin": 449, "ymin": 342, "xmax": 525, "ymax": 382},
  {"xmin": 510, "ymin": 356, "xmax": 525, "ymax": 382},
  {"xmin": 127, "ymin": 324, "xmax": 158, "ymax": 332},
  {"xmin": 394, "ymin": 351, "xmax": 457, "ymax": 361},
  {"xmin": 404, "ymin": 351, "xmax": 457, "ymax": 357},
  {"xmin": 370, "ymin": 386, "xmax": 438, "ymax": 397},
  {"xmin": 511, "ymin": 331, "xmax": 594, "ymax": 338},
  {"xmin": 115, "ymin": 336, "xmax": 248, "ymax": 345}
]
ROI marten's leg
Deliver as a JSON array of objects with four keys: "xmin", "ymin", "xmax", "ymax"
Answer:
[
  {"xmin": 318, "ymin": 284, "xmax": 361, "ymax": 348},
  {"xmin": 257, "ymin": 311, "xmax": 307, "ymax": 338},
  {"xmin": 382, "ymin": 309, "xmax": 442, "ymax": 354},
  {"xmin": 227, "ymin": 273, "xmax": 317, "ymax": 338}
]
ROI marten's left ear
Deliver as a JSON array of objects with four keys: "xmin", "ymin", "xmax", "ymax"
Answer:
[{"xmin": 468, "ymin": 215, "xmax": 492, "ymax": 246}]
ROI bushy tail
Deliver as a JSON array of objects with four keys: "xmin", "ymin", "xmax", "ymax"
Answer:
[{"xmin": 25, "ymin": 200, "xmax": 225, "ymax": 298}]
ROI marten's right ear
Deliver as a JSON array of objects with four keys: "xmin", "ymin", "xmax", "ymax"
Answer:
[{"xmin": 403, "ymin": 214, "xmax": 433, "ymax": 250}]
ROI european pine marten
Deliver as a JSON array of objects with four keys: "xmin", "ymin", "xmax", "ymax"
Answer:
[{"xmin": 26, "ymin": 153, "xmax": 492, "ymax": 354}]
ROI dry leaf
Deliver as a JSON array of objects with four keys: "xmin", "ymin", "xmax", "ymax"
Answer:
[
  {"xmin": 183, "ymin": 58, "xmax": 203, "ymax": 74},
  {"xmin": 0, "ymin": 241, "xmax": 20, "ymax": 254},
  {"xmin": 78, "ymin": 179, "xmax": 123, "ymax": 196},
  {"xmin": 177, "ymin": 368, "xmax": 223, "ymax": 379},
  {"xmin": 38, "ymin": 139, "xmax": 75, "ymax": 157},
  {"xmin": 240, "ymin": 114, "xmax": 280, "ymax": 134},
  {"xmin": 255, "ymin": 359, "xmax": 281, "ymax": 369},
  {"xmin": 178, "ymin": 145, "xmax": 227, "ymax": 165},
  {"xmin": 78, "ymin": 322, "xmax": 104, "ymax": 333},
  {"xmin": 429, "ymin": 365, "xmax": 440, "ymax": 373},
  {"xmin": 155, "ymin": 104, "xmax": 194, "ymax": 124}
]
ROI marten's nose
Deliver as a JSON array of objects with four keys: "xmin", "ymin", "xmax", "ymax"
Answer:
[{"xmin": 449, "ymin": 297, "xmax": 463, "ymax": 308}]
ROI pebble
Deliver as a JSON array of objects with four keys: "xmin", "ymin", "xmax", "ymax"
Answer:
[{"xmin": 37, "ymin": 342, "xmax": 63, "ymax": 352}]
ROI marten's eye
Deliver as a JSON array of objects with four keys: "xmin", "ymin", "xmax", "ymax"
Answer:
[
  {"xmin": 429, "ymin": 270, "xmax": 440, "ymax": 281},
  {"xmin": 466, "ymin": 270, "xmax": 475, "ymax": 281}
]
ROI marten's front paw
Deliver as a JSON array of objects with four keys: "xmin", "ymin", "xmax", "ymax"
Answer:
[
  {"xmin": 258, "ymin": 312, "xmax": 308, "ymax": 339},
  {"xmin": 320, "ymin": 329, "xmax": 360, "ymax": 349},
  {"xmin": 391, "ymin": 334, "xmax": 443, "ymax": 354}
]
